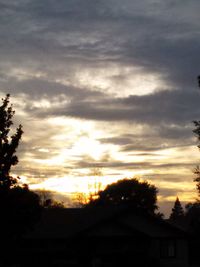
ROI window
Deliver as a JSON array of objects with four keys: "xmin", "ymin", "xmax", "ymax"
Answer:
[{"xmin": 160, "ymin": 239, "xmax": 176, "ymax": 258}]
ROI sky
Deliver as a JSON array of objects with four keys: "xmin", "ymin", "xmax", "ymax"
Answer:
[{"xmin": 1, "ymin": 0, "xmax": 200, "ymax": 215}]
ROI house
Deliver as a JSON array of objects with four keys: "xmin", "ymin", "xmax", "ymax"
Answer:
[{"xmin": 14, "ymin": 206, "xmax": 188, "ymax": 267}]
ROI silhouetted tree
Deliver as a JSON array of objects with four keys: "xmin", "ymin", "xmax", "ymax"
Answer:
[
  {"xmin": 36, "ymin": 189, "xmax": 65, "ymax": 209},
  {"xmin": 198, "ymin": 75, "xmax": 200, "ymax": 88},
  {"xmin": 85, "ymin": 178, "xmax": 158, "ymax": 214},
  {"xmin": 193, "ymin": 77, "xmax": 200, "ymax": 197},
  {"xmin": 0, "ymin": 94, "xmax": 23, "ymax": 189},
  {"xmin": 73, "ymin": 192, "xmax": 88, "ymax": 207},
  {"xmin": 184, "ymin": 77, "xmax": 200, "ymax": 234},
  {"xmin": 0, "ymin": 184, "xmax": 41, "ymax": 238},
  {"xmin": 0, "ymin": 95, "xmax": 41, "ymax": 240},
  {"xmin": 193, "ymin": 118, "xmax": 200, "ymax": 198},
  {"xmin": 193, "ymin": 165, "xmax": 200, "ymax": 198},
  {"xmin": 169, "ymin": 197, "xmax": 184, "ymax": 224},
  {"xmin": 185, "ymin": 202, "xmax": 200, "ymax": 234}
]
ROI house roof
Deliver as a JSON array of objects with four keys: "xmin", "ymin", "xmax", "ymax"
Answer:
[{"xmin": 26, "ymin": 206, "xmax": 187, "ymax": 239}]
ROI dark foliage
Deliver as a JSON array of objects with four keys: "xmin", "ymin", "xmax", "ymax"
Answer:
[
  {"xmin": 198, "ymin": 75, "xmax": 200, "ymax": 88},
  {"xmin": 0, "ymin": 94, "xmax": 23, "ymax": 189},
  {"xmin": 86, "ymin": 178, "xmax": 158, "ymax": 214},
  {"xmin": 0, "ymin": 94, "xmax": 41, "ymax": 240},
  {"xmin": 169, "ymin": 197, "xmax": 185, "ymax": 226},
  {"xmin": 185, "ymin": 202, "xmax": 200, "ymax": 234},
  {"xmin": 0, "ymin": 184, "xmax": 41, "ymax": 239},
  {"xmin": 193, "ymin": 165, "xmax": 200, "ymax": 197},
  {"xmin": 36, "ymin": 189, "xmax": 65, "ymax": 209},
  {"xmin": 170, "ymin": 197, "xmax": 184, "ymax": 220},
  {"xmin": 193, "ymin": 77, "xmax": 200, "ymax": 197},
  {"xmin": 185, "ymin": 77, "xmax": 200, "ymax": 234}
]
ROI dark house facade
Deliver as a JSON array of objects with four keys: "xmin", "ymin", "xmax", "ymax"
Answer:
[{"xmin": 14, "ymin": 207, "xmax": 188, "ymax": 267}]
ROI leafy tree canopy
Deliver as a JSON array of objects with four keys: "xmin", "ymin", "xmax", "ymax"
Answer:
[
  {"xmin": 193, "ymin": 77, "xmax": 200, "ymax": 198},
  {"xmin": 0, "ymin": 94, "xmax": 23, "ymax": 189},
  {"xmin": 85, "ymin": 178, "xmax": 158, "ymax": 215},
  {"xmin": 0, "ymin": 94, "xmax": 41, "ymax": 239}
]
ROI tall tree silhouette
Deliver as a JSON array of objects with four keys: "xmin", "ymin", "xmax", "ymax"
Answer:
[
  {"xmin": 0, "ymin": 94, "xmax": 23, "ymax": 189},
  {"xmin": 193, "ymin": 76, "xmax": 200, "ymax": 197},
  {"xmin": 193, "ymin": 119, "xmax": 200, "ymax": 197},
  {"xmin": 85, "ymin": 178, "xmax": 158, "ymax": 215},
  {"xmin": 0, "ymin": 94, "xmax": 41, "ymax": 241},
  {"xmin": 169, "ymin": 197, "xmax": 184, "ymax": 224},
  {"xmin": 184, "ymin": 76, "xmax": 200, "ymax": 235}
]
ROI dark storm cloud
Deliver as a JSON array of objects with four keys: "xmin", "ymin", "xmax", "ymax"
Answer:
[
  {"xmin": 99, "ymin": 132, "xmax": 194, "ymax": 154},
  {"xmin": 74, "ymin": 157, "xmax": 194, "ymax": 171},
  {"xmin": 0, "ymin": 0, "xmax": 199, "ymax": 90},
  {"xmin": 33, "ymin": 88, "xmax": 200, "ymax": 131},
  {"xmin": 99, "ymin": 129, "xmax": 194, "ymax": 150},
  {"xmin": 120, "ymin": 143, "xmax": 192, "ymax": 153},
  {"xmin": 75, "ymin": 160, "xmax": 151, "ymax": 170},
  {"xmin": 14, "ymin": 166, "xmax": 67, "ymax": 179},
  {"xmin": 2, "ymin": 78, "xmax": 105, "ymax": 100}
]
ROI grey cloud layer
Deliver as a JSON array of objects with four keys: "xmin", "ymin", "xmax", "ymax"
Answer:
[
  {"xmin": 26, "ymin": 88, "xmax": 200, "ymax": 148},
  {"xmin": 1, "ymin": 0, "xmax": 200, "ymax": 87},
  {"xmin": 0, "ymin": 0, "xmax": 199, "ymax": 121}
]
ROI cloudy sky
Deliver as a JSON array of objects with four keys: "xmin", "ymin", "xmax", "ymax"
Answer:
[{"xmin": 1, "ymin": 0, "xmax": 200, "ymax": 214}]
